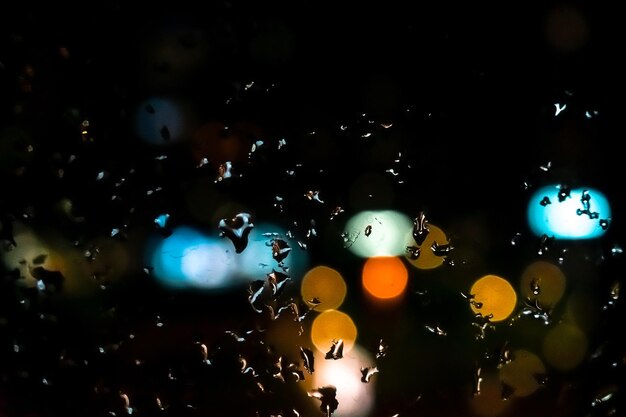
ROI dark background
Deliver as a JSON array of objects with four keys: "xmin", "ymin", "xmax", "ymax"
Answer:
[{"xmin": 1, "ymin": 1, "xmax": 624, "ymax": 416}]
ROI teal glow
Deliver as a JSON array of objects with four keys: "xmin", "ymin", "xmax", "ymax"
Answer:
[
  {"xmin": 527, "ymin": 186, "xmax": 611, "ymax": 239},
  {"xmin": 149, "ymin": 226, "xmax": 236, "ymax": 289}
]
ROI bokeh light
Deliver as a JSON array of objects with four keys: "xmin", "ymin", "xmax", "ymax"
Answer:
[
  {"xmin": 404, "ymin": 223, "xmax": 449, "ymax": 270},
  {"xmin": 498, "ymin": 349, "xmax": 546, "ymax": 397},
  {"xmin": 527, "ymin": 185, "xmax": 611, "ymax": 239},
  {"xmin": 305, "ymin": 344, "xmax": 376, "ymax": 417},
  {"xmin": 469, "ymin": 275, "xmax": 517, "ymax": 322},
  {"xmin": 301, "ymin": 265, "xmax": 347, "ymax": 311},
  {"xmin": 542, "ymin": 323, "xmax": 587, "ymax": 371},
  {"xmin": 520, "ymin": 261, "xmax": 566, "ymax": 307},
  {"xmin": 468, "ymin": 371, "xmax": 511, "ymax": 417},
  {"xmin": 233, "ymin": 222, "xmax": 309, "ymax": 282},
  {"xmin": 148, "ymin": 226, "xmax": 236, "ymax": 289},
  {"xmin": 362, "ymin": 256, "xmax": 408, "ymax": 300},
  {"xmin": 344, "ymin": 210, "xmax": 412, "ymax": 258},
  {"xmin": 133, "ymin": 97, "xmax": 188, "ymax": 145},
  {"xmin": 310, "ymin": 310, "xmax": 358, "ymax": 354}
]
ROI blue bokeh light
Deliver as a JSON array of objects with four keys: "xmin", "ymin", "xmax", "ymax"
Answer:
[
  {"xmin": 527, "ymin": 185, "xmax": 611, "ymax": 239},
  {"xmin": 149, "ymin": 226, "xmax": 236, "ymax": 289},
  {"xmin": 134, "ymin": 97, "xmax": 185, "ymax": 145}
]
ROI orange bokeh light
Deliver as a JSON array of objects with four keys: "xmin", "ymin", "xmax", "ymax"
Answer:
[{"xmin": 362, "ymin": 256, "xmax": 408, "ymax": 300}]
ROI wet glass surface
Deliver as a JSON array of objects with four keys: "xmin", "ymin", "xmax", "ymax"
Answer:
[{"xmin": 1, "ymin": 2, "xmax": 624, "ymax": 417}]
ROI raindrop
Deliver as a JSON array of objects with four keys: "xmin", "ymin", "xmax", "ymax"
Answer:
[
  {"xmin": 558, "ymin": 185, "xmax": 571, "ymax": 202},
  {"xmin": 554, "ymin": 103, "xmax": 566, "ymax": 116},
  {"xmin": 538, "ymin": 234, "xmax": 554, "ymax": 256},
  {"xmin": 360, "ymin": 366, "xmax": 379, "ymax": 383},
  {"xmin": 300, "ymin": 347, "xmax": 315, "ymax": 374},
  {"xmin": 412, "ymin": 212, "xmax": 429, "ymax": 245},
  {"xmin": 271, "ymin": 238, "xmax": 292, "ymax": 263},
  {"xmin": 424, "ymin": 324, "xmax": 447, "ymax": 336},
  {"xmin": 330, "ymin": 206, "xmax": 344, "ymax": 220},
  {"xmin": 376, "ymin": 339, "xmax": 389, "ymax": 359},
  {"xmin": 511, "ymin": 233, "xmax": 522, "ymax": 246},
  {"xmin": 219, "ymin": 212, "xmax": 254, "ymax": 253},
  {"xmin": 325, "ymin": 339, "xmax": 344, "ymax": 360},
  {"xmin": 431, "ymin": 241, "xmax": 453, "ymax": 257},
  {"xmin": 405, "ymin": 246, "xmax": 420, "ymax": 260},
  {"xmin": 216, "ymin": 161, "xmax": 233, "ymax": 182},
  {"xmin": 540, "ymin": 161, "xmax": 552, "ymax": 172},
  {"xmin": 364, "ymin": 225, "xmax": 372, "ymax": 237},
  {"xmin": 160, "ymin": 125, "xmax": 171, "ymax": 141},
  {"xmin": 611, "ymin": 245, "xmax": 623, "ymax": 256},
  {"xmin": 308, "ymin": 386, "xmax": 339, "ymax": 417},
  {"xmin": 497, "ymin": 342, "xmax": 514, "ymax": 368},
  {"xmin": 600, "ymin": 219, "xmax": 610, "ymax": 230},
  {"xmin": 501, "ymin": 382, "xmax": 515, "ymax": 400},
  {"xmin": 472, "ymin": 364, "xmax": 483, "ymax": 396},
  {"xmin": 305, "ymin": 190, "xmax": 324, "ymax": 203},
  {"xmin": 530, "ymin": 277, "xmax": 541, "ymax": 295},
  {"xmin": 540, "ymin": 196, "xmax": 551, "ymax": 206}
]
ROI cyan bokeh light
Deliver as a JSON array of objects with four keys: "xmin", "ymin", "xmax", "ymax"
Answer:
[
  {"xmin": 134, "ymin": 97, "xmax": 185, "ymax": 145},
  {"xmin": 149, "ymin": 226, "xmax": 236, "ymax": 289},
  {"xmin": 528, "ymin": 185, "xmax": 611, "ymax": 239},
  {"xmin": 147, "ymin": 223, "xmax": 310, "ymax": 290}
]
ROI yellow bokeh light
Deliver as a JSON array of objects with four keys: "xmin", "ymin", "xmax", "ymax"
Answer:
[
  {"xmin": 404, "ymin": 224, "xmax": 448, "ymax": 270},
  {"xmin": 301, "ymin": 265, "xmax": 347, "ymax": 311},
  {"xmin": 470, "ymin": 275, "xmax": 517, "ymax": 322},
  {"xmin": 362, "ymin": 256, "xmax": 408, "ymax": 300},
  {"xmin": 310, "ymin": 310, "xmax": 357, "ymax": 354},
  {"xmin": 498, "ymin": 349, "xmax": 546, "ymax": 397},
  {"xmin": 520, "ymin": 261, "xmax": 566, "ymax": 307},
  {"xmin": 468, "ymin": 371, "xmax": 510, "ymax": 417},
  {"xmin": 542, "ymin": 323, "xmax": 587, "ymax": 371}
]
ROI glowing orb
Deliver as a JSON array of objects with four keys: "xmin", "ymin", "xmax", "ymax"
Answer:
[
  {"xmin": 311, "ymin": 310, "xmax": 357, "ymax": 354},
  {"xmin": 134, "ymin": 97, "xmax": 186, "ymax": 145},
  {"xmin": 344, "ymin": 210, "xmax": 412, "ymax": 258},
  {"xmin": 306, "ymin": 344, "xmax": 376, "ymax": 417},
  {"xmin": 469, "ymin": 275, "xmax": 517, "ymax": 322},
  {"xmin": 520, "ymin": 261, "xmax": 566, "ymax": 307},
  {"xmin": 404, "ymin": 223, "xmax": 449, "ymax": 270},
  {"xmin": 528, "ymin": 185, "xmax": 611, "ymax": 239},
  {"xmin": 542, "ymin": 323, "xmax": 587, "ymax": 371},
  {"xmin": 149, "ymin": 226, "xmax": 236, "ymax": 289},
  {"xmin": 498, "ymin": 349, "xmax": 546, "ymax": 397},
  {"xmin": 301, "ymin": 266, "xmax": 347, "ymax": 311},
  {"xmin": 362, "ymin": 256, "xmax": 408, "ymax": 300}
]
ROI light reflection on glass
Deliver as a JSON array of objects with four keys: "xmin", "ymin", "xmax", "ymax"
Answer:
[
  {"xmin": 310, "ymin": 309, "xmax": 358, "ymax": 355},
  {"xmin": 301, "ymin": 265, "xmax": 347, "ymax": 311},
  {"xmin": 469, "ymin": 275, "xmax": 517, "ymax": 322},
  {"xmin": 527, "ymin": 185, "xmax": 611, "ymax": 239}
]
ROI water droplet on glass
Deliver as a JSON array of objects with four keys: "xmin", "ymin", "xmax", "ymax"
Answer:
[
  {"xmin": 599, "ymin": 219, "xmax": 610, "ymax": 230},
  {"xmin": 530, "ymin": 277, "xmax": 541, "ymax": 295},
  {"xmin": 308, "ymin": 386, "xmax": 338, "ymax": 417},
  {"xmin": 219, "ymin": 212, "xmax": 254, "ymax": 253},
  {"xmin": 325, "ymin": 339, "xmax": 344, "ymax": 360},
  {"xmin": 406, "ymin": 246, "xmax": 420, "ymax": 260},
  {"xmin": 364, "ymin": 225, "xmax": 372, "ymax": 237},
  {"xmin": 539, "ymin": 161, "xmax": 552, "ymax": 172},
  {"xmin": 330, "ymin": 206, "xmax": 344, "ymax": 220},
  {"xmin": 216, "ymin": 161, "xmax": 233, "ymax": 182},
  {"xmin": 305, "ymin": 190, "xmax": 324, "ymax": 203},
  {"xmin": 540, "ymin": 196, "xmax": 551, "ymax": 206},
  {"xmin": 554, "ymin": 103, "xmax": 566, "ymax": 116},
  {"xmin": 576, "ymin": 190, "xmax": 600, "ymax": 219},
  {"xmin": 431, "ymin": 241, "xmax": 453, "ymax": 257},
  {"xmin": 271, "ymin": 238, "xmax": 292, "ymax": 263},
  {"xmin": 160, "ymin": 125, "xmax": 171, "ymax": 141},
  {"xmin": 424, "ymin": 324, "xmax": 447, "ymax": 336},
  {"xmin": 472, "ymin": 364, "xmax": 483, "ymax": 396},
  {"xmin": 412, "ymin": 212, "xmax": 429, "ymax": 245},
  {"xmin": 361, "ymin": 366, "xmax": 379, "ymax": 383},
  {"xmin": 558, "ymin": 185, "xmax": 571, "ymax": 202},
  {"xmin": 501, "ymin": 382, "xmax": 515, "ymax": 400},
  {"xmin": 537, "ymin": 234, "xmax": 554, "ymax": 256},
  {"xmin": 300, "ymin": 347, "xmax": 315, "ymax": 374}
]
